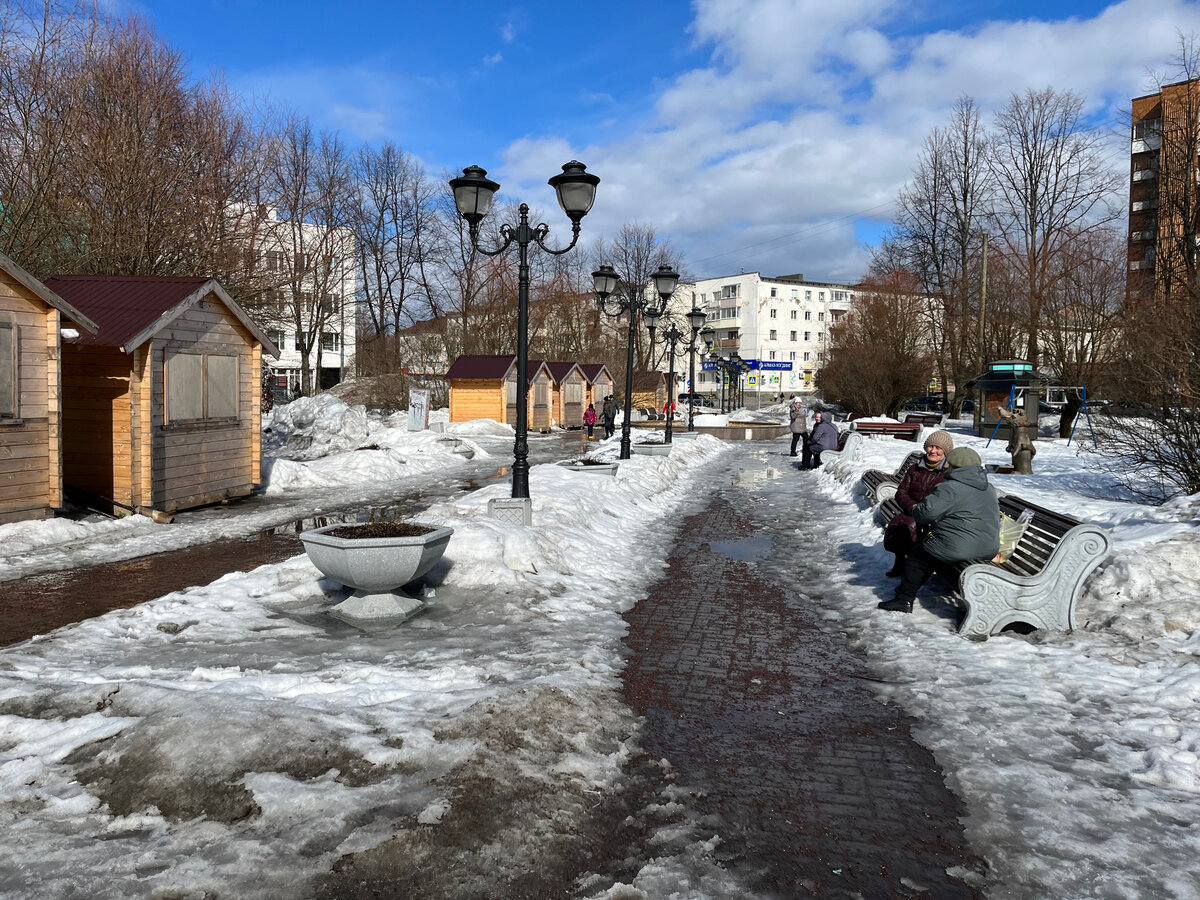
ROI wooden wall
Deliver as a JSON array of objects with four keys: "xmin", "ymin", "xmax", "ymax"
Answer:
[
  {"xmin": 449, "ymin": 379, "xmax": 504, "ymax": 423},
  {"xmin": 148, "ymin": 296, "xmax": 258, "ymax": 513},
  {"xmin": 587, "ymin": 375, "xmax": 612, "ymax": 410},
  {"xmin": 0, "ymin": 271, "xmax": 57, "ymax": 523},
  {"xmin": 552, "ymin": 371, "xmax": 585, "ymax": 428},
  {"xmin": 62, "ymin": 344, "xmax": 132, "ymax": 509}
]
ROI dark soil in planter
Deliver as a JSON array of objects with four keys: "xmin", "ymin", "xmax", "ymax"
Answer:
[
  {"xmin": 638, "ymin": 441, "xmax": 666, "ymax": 446},
  {"xmin": 327, "ymin": 522, "xmax": 435, "ymax": 539},
  {"xmin": 577, "ymin": 458, "xmax": 615, "ymax": 466}
]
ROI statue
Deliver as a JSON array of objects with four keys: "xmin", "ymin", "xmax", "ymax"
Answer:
[{"xmin": 998, "ymin": 405, "xmax": 1036, "ymax": 474}]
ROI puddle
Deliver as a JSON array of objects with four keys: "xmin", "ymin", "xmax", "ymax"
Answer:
[{"xmin": 708, "ymin": 534, "xmax": 774, "ymax": 562}]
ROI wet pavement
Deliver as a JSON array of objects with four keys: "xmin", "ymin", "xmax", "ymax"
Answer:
[
  {"xmin": 0, "ymin": 432, "xmax": 588, "ymax": 647},
  {"xmin": 620, "ymin": 455, "xmax": 986, "ymax": 898}
]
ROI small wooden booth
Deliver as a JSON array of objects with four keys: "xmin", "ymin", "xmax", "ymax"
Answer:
[
  {"xmin": 631, "ymin": 371, "xmax": 667, "ymax": 410},
  {"xmin": 546, "ymin": 361, "xmax": 586, "ymax": 429},
  {"xmin": 46, "ymin": 275, "xmax": 280, "ymax": 516},
  {"xmin": 964, "ymin": 359, "xmax": 1042, "ymax": 440},
  {"xmin": 445, "ymin": 354, "xmax": 551, "ymax": 429},
  {"xmin": 0, "ymin": 253, "xmax": 99, "ymax": 523},
  {"xmin": 580, "ymin": 363, "xmax": 614, "ymax": 410}
]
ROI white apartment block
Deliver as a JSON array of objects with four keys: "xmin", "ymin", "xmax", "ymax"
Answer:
[
  {"xmin": 661, "ymin": 272, "xmax": 854, "ymax": 398},
  {"xmin": 248, "ymin": 209, "xmax": 357, "ymax": 397}
]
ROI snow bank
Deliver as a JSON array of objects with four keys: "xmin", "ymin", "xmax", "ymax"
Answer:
[{"xmin": 264, "ymin": 394, "xmax": 371, "ymax": 460}]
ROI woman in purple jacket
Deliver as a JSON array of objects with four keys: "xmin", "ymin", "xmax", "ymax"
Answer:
[{"xmin": 883, "ymin": 430, "xmax": 954, "ymax": 577}]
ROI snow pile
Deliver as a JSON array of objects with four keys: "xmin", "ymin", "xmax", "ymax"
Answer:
[
  {"xmin": 443, "ymin": 417, "xmax": 515, "ymax": 437},
  {"xmin": 263, "ymin": 394, "xmax": 371, "ymax": 460},
  {"xmin": 0, "ymin": 435, "xmax": 737, "ymax": 898}
]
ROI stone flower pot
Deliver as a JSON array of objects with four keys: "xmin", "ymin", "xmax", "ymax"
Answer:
[
  {"xmin": 672, "ymin": 431, "xmax": 700, "ymax": 441},
  {"xmin": 631, "ymin": 442, "xmax": 671, "ymax": 457},
  {"xmin": 300, "ymin": 521, "xmax": 453, "ymax": 624},
  {"xmin": 559, "ymin": 459, "xmax": 619, "ymax": 476}
]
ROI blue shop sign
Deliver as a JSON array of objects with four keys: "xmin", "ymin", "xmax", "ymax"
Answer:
[{"xmin": 759, "ymin": 361, "xmax": 793, "ymax": 371}]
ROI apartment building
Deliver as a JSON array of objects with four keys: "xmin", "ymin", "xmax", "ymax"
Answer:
[
  {"xmin": 248, "ymin": 208, "xmax": 357, "ymax": 397},
  {"xmin": 672, "ymin": 272, "xmax": 855, "ymax": 398},
  {"xmin": 1128, "ymin": 78, "xmax": 1200, "ymax": 305}
]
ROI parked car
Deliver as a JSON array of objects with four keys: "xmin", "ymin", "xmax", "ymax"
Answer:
[
  {"xmin": 906, "ymin": 395, "xmax": 945, "ymax": 412},
  {"xmin": 960, "ymin": 398, "xmax": 976, "ymax": 414},
  {"xmin": 676, "ymin": 392, "xmax": 716, "ymax": 409}
]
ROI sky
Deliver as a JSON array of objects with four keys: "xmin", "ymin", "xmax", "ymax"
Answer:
[
  {"xmin": 2, "ymin": 395, "xmax": 1200, "ymax": 896},
  {"xmin": 122, "ymin": 0, "xmax": 1200, "ymax": 283}
]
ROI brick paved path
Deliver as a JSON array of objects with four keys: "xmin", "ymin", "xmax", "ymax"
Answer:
[{"xmin": 622, "ymin": 462, "xmax": 986, "ymax": 898}]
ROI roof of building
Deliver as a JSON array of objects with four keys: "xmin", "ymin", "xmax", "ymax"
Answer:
[
  {"xmin": 545, "ymin": 361, "xmax": 581, "ymax": 382},
  {"xmin": 444, "ymin": 355, "xmax": 515, "ymax": 380},
  {"xmin": 632, "ymin": 371, "xmax": 665, "ymax": 390},
  {"xmin": 0, "ymin": 252, "xmax": 98, "ymax": 334},
  {"xmin": 44, "ymin": 275, "xmax": 278, "ymax": 357},
  {"xmin": 578, "ymin": 363, "xmax": 610, "ymax": 383}
]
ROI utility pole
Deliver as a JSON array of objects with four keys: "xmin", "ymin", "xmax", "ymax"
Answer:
[{"xmin": 975, "ymin": 233, "xmax": 988, "ymax": 430}]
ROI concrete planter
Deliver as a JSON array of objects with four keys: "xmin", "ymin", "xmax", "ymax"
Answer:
[
  {"xmin": 631, "ymin": 443, "xmax": 672, "ymax": 457},
  {"xmin": 300, "ymin": 522, "xmax": 453, "ymax": 624},
  {"xmin": 559, "ymin": 460, "xmax": 619, "ymax": 476},
  {"xmin": 672, "ymin": 431, "xmax": 700, "ymax": 441}
]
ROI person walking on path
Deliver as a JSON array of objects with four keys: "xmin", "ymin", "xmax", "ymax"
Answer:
[
  {"xmin": 602, "ymin": 395, "xmax": 617, "ymax": 439},
  {"xmin": 879, "ymin": 446, "xmax": 1000, "ymax": 613},
  {"xmin": 583, "ymin": 403, "xmax": 597, "ymax": 440},
  {"xmin": 787, "ymin": 398, "xmax": 809, "ymax": 458},
  {"xmin": 807, "ymin": 411, "xmax": 839, "ymax": 468},
  {"xmin": 883, "ymin": 430, "xmax": 953, "ymax": 577}
]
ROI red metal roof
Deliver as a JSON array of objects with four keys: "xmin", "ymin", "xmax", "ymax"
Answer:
[
  {"xmin": 44, "ymin": 275, "xmax": 211, "ymax": 348},
  {"xmin": 578, "ymin": 363, "xmax": 610, "ymax": 383},
  {"xmin": 444, "ymin": 355, "xmax": 515, "ymax": 380},
  {"xmin": 545, "ymin": 361, "xmax": 581, "ymax": 382}
]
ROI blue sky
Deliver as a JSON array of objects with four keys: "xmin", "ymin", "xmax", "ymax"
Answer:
[{"xmin": 131, "ymin": 0, "xmax": 1200, "ymax": 283}]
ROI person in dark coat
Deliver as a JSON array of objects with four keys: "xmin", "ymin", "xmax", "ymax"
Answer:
[
  {"xmin": 601, "ymin": 395, "xmax": 617, "ymax": 438},
  {"xmin": 883, "ymin": 430, "xmax": 953, "ymax": 577},
  {"xmin": 808, "ymin": 412, "xmax": 839, "ymax": 468},
  {"xmin": 788, "ymin": 398, "xmax": 810, "ymax": 457},
  {"xmin": 878, "ymin": 446, "xmax": 1001, "ymax": 613}
]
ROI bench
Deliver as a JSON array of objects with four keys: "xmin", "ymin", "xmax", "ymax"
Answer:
[
  {"xmin": 811, "ymin": 429, "xmax": 862, "ymax": 466},
  {"xmin": 904, "ymin": 413, "xmax": 943, "ymax": 427},
  {"xmin": 874, "ymin": 492, "xmax": 1110, "ymax": 639},
  {"xmin": 851, "ymin": 421, "xmax": 921, "ymax": 441},
  {"xmin": 861, "ymin": 451, "xmax": 925, "ymax": 502}
]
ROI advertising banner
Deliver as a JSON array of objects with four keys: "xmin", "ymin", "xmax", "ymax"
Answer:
[{"xmin": 408, "ymin": 388, "xmax": 430, "ymax": 431}]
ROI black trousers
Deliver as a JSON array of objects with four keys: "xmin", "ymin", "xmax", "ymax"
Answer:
[
  {"xmin": 897, "ymin": 544, "xmax": 953, "ymax": 602},
  {"xmin": 603, "ymin": 420, "xmax": 615, "ymax": 438},
  {"xmin": 790, "ymin": 432, "xmax": 802, "ymax": 455},
  {"xmin": 802, "ymin": 434, "xmax": 815, "ymax": 468}
]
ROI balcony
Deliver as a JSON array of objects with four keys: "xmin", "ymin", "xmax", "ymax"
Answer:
[
  {"xmin": 1131, "ymin": 168, "xmax": 1158, "ymax": 182},
  {"xmin": 717, "ymin": 337, "xmax": 741, "ymax": 350},
  {"xmin": 1130, "ymin": 229, "xmax": 1156, "ymax": 242},
  {"xmin": 1131, "ymin": 199, "xmax": 1159, "ymax": 212}
]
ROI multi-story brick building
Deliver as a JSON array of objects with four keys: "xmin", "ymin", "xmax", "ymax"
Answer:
[{"xmin": 1128, "ymin": 78, "xmax": 1200, "ymax": 305}]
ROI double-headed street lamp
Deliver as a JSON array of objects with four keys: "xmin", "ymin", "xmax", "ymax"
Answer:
[
  {"xmin": 449, "ymin": 161, "xmax": 599, "ymax": 500},
  {"xmin": 708, "ymin": 350, "xmax": 750, "ymax": 413},
  {"xmin": 593, "ymin": 264, "xmax": 680, "ymax": 459},
  {"xmin": 643, "ymin": 305, "xmax": 708, "ymax": 441}
]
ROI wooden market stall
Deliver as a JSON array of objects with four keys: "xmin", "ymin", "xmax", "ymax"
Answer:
[
  {"xmin": 579, "ymin": 363, "xmax": 613, "ymax": 410},
  {"xmin": 631, "ymin": 371, "xmax": 667, "ymax": 410},
  {"xmin": 545, "ymin": 361, "xmax": 585, "ymax": 429},
  {"xmin": 45, "ymin": 275, "xmax": 279, "ymax": 516},
  {"xmin": 0, "ymin": 253, "xmax": 98, "ymax": 523},
  {"xmin": 445, "ymin": 355, "xmax": 551, "ymax": 429}
]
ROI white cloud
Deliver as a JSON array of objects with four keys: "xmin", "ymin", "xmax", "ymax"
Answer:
[
  {"xmin": 496, "ymin": 0, "xmax": 1200, "ymax": 282},
  {"xmin": 483, "ymin": 52, "xmax": 503, "ymax": 67}
]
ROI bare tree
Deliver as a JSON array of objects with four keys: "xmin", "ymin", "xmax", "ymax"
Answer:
[
  {"xmin": 988, "ymin": 87, "xmax": 1122, "ymax": 371},
  {"xmin": 885, "ymin": 96, "xmax": 992, "ymax": 413},
  {"xmin": 822, "ymin": 269, "xmax": 933, "ymax": 417},
  {"xmin": 264, "ymin": 117, "xmax": 354, "ymax": 395}
]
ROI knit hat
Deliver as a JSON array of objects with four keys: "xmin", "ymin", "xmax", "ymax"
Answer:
[
  {"xmin": 923, "ymin": 430, "xmax": 954, "ymax": 454},
  {"xmin": 946, "ymin": 447, "xmax": 982, "ymax": 469}
]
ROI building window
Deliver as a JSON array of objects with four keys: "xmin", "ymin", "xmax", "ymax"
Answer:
[
  {"xmin": 790, "ymin": 310, "xmax": 797, "ymax": 319},
  {"xmin": 804, "ymin": 331, "xmax": 811, "ymax": 341},
  {"xmin": 769, "ymin": 351, "xmax": 777, "ymax": 360},
  {"xmin": 819, "ymin": 291, "xmax": 825, "ymax": 301},
  {"xmin": 789, "ymin": 352, "xmax": 796, "ymax": 361},
  {"xmin": 770, "ymin": 308, "xmax": 777, "ymax": 318},
  {"xmin": 804, "ymin": 352, "xmax": 811, "ymax": 361},
  {"xmin": 321, "ymin": 295, "xmax": 340, "ymax": 316},
  {"xmin": 790, "ymin": 331, "xmax": 797, "ymax": 341},
  {"xmin": 321, "ymin": 331, "xmax": 340, "ymax": 352},
  {"xmin": 294, "ymin": 332, "xmax": 306, "ymax": 351},
  {"xmin": 721, "ymin": 284, "xmax": 739, "ymax": 299},
  {"xmin": 770, "ymin": 287, "xmax": 777, "ymax": 297},
  {"xmin": 818, "ymin": 352, "xmax": 825, "ymax": 361},
  {"xmin": 791, "ymin": 289, "xmax": 798, "ymax": 299},
  {"xmin": 0, "ymin": 321, "xmax": 14, "ymax": 418},
  {"xmin": 267, "ymin": 328, "xmax": 285, "ymax": 349},
  {"xmin": 805, "ymin": 290, "xmax": 811, "ymax": 300},
  {"xmin": 805, "ymin": 311, "xmax": 812, "ymax": 320},
  {"xmin": 818, "ymin": 332, "xmax": 825, "ymax": 342},
  {"xmin": 818, "ymin": 312, "xmax": 825, "ymax": 322},
  {"xmin": 165, "ymin": 353, "xmax": 239, "ymax": 424},
  {"xmin": 769, "ymin": 329, "xmax": 777, "ymax": 340}
]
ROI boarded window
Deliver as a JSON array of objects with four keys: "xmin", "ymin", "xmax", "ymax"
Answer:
[
  {"xmin": 0, "ymin": 322, "xmax": 13, "ymax": 416},
  {"xmin": 565, "ymin": 382, "xmax": 582, "ymax": 404},
  {"xmin": 535, "ymin": 380, "xmax": 548, "ymax": 406},
  {"xmin": 506, "ymin": 378, "xmax": 517, "ymax": 404},
  {"xmin": 166, "ymin": 353, "xmax": 239, "ymax": 423}
]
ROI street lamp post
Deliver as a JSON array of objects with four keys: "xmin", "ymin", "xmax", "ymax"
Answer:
[
  {"xmin": 448, "ymin": 161, "xmax": 599, "ymax": 500},
  {"xmin": 593, "ymin": 264, "xmax": 680, "ymax": 459},
  {"xmin": 642, "ymin": 308, "xmax": 703, "ymax": 442},
  {"xmin": 687, "ymin": 319, "xmax": 712, "ymax": 431}
]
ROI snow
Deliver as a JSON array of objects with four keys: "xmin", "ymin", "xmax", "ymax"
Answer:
[{"xmin": 2, "ymin": 399, "xmax": 1200, "ymax": 897}]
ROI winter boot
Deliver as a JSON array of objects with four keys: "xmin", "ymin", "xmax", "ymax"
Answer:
[{"xmin": 877, "ymin": 595, "xmax": 914, "ymax": 613}]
